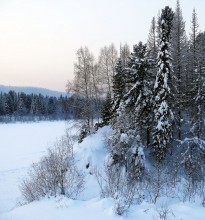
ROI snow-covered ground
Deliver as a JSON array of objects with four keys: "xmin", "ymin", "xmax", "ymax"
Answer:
[
  {"xmin": 1, "ymin": 121, "xmax": 205, "ymax": 220},
  {"xmin": 0, "ymin": 121, "xmax": 67, "ymax": 214}
]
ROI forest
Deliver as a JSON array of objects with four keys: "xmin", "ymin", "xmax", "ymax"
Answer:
[
  {"xmin": 0, "ymin": 90, "xmax": 102, "ymax": 122},
  {"xmin": 14, "ymin": 0, "xmax": 205, "ymax": 217},
  {"xmin": 66, "ymin": 0, "xmax": 205, "ymax": 212}
]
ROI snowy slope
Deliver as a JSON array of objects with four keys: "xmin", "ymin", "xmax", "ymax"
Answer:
[
  {"xmin": 1, "ymin": 122, "xmax": 205, "ymax": 220},
  {"xmin": 0, "ymin": 85, "xmax": 67, "ymax": 97}
]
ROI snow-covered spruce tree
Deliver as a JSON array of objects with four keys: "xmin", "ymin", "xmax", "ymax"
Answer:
[
  {"xmin": 189, "ymin": 9, "xmax": 199, "ymax": 79},
  {"xmin": 124, "ymin": 42, "xmax": 153, "ymax": 146},
  {"xmin": 100, "ymin": 92, "xmax": 113, "ymax": 126},
  {"xmin": 97, "ymin": 58, "xmax": 126, "ymax": 128},
  {"xmin": 110, "ymin": 62, "xmax": 132, "ymax": 171},
  {"xmin": 185, "ymin": 9, "xmax": 199, "ymax": 137},
  {"xmin": 152, "ymin": 6, "xmax": 174, "ymax": 164},
  {"xmin": 110, "ymin": 42, "xmax": 153, "ymax": 182},
  {"xmin": 156, "ymin": 10, "xmax": 162, "ymax": 50},
  {"xmin": 192, "ymin": 32, "xmax": 205, "ymax": 139},
  {"xmin": 146, "ymin": 16, "xmax": 160, "ymax": 114},
  {"xmin": 171, "ymin": 0, "xmax": 187, "ymax": 140},
  {"xmin": 189, "ymin": 10, "xmax": 204, "ymax": 139},
  {"xmin": 112, "ymin": 58, "xmax": 126, "ymax": 114}
]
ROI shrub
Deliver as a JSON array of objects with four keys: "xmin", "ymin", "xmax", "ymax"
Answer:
[
  {"xmin": 93, "ymin": 158, "xmax": 144, "ymax": 215},
  {"xmin": 20, "ymin": 134, "xmax": 85, "ymax": 203}
]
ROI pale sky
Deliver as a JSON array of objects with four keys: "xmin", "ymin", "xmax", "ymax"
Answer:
[{"xmin": 0, "ymin": 0, "xmax": 205, "ymax": 92}]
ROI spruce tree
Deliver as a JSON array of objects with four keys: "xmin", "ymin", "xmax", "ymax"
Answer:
[
  {"xmin": 124, "ymin": 42, "xmax": 152, "ymax": 145},
  {"xmin": 171, "ymin": 0, "xmax": 187, "ymax": 140},
  {"xmin": 193, "ymin": 32, "xmax": 205, "ymax": 138},
  {"xmin": 110, "ymin": 42, "xmax": 152, "ymax": 181},
  {"xmin": 189, "ymin": 9, "xmax": 203, "ymax": 139},
  {"xmin": 101, "ymin": 92, "xmax": 113, "ymax": 126},
  {"xmin": 17, "ymin": 97, "xmax": 26, "ymax": 116},
  {"xmin": 147, "ymin": 17, "xmax": 158, "ymax": 60},
  {"xmin": 152, "ymin": 6, "xmax": 174, "ymax": 164},
  {"xmin": 112, "ymin": 58, "xmax": 126, "ymax": 113}
]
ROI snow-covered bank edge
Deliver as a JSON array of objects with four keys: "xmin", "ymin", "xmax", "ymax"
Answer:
[
  {"xmin": 2, "ymin": 195, "xmax": 205, "ymax": 220},
  {"xmin": 1, "ymin": 125, "xmax": 205, "ymax": 220}
]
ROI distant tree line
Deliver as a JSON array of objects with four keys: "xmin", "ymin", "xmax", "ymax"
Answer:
[{"xmin": 0, "ymin": 90, "xmax": 102, "ymax": 122}]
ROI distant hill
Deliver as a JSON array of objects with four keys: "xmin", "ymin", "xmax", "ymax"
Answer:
[{"xmin": 0, "ymin": 85, "xmax": 67, "ymax": 97}]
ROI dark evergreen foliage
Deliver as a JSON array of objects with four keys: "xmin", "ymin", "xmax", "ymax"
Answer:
[
  {"xmin": 152, "ymin": 6, "xmax": 174, "ymax": 164},
  {"xmin": 0, "ymin": 91, "xmax": 95, "ymax": 122},
  {"xmin": 112, "ymin": 59, "xmax": 126, "ymax": 113},
  {"xmin": 109, "ymin": 42, "xmax": 152, "ymax": 183},
  {"xmin": 101, "ymin": 92, "xmax": 113, "ymax": 125}
]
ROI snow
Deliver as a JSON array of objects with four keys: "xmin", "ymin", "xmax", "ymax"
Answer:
[
  {"xmin": 1, "ymin": 121, "xmax": 205, "ymax": 220},
  {"xmin": 1, "ymin": 197, "xmax": 119, "ymax": 220},
  {"xmin": 120, "ymin": 133, "xmax": 129, "ymax": 143},
  {"xmin": 74, "ymin": 126, "xmax": 112, "ymax": 200},
  {"xmin": 75, "ymin": 126, "xmax": 111, "ymax": 170},
  {"xmin": 2, "ymin": 196, "xmax": 205, "ymax": 220},
  {"xmin": 0, "ymin": 121, "xmax": 67, "ymax": 214}
]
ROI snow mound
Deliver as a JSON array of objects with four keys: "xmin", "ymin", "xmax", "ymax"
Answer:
[
  {"xmin": 1, "ymin": 196, "xmax": 118, "ymax": 220},
  {"xmin": 2, "ymin": 196, "xmax": 205, "ymax": 220},
  {"xmin": 75, "ymin": 126, "xmax": 112, "ymax": 172}
]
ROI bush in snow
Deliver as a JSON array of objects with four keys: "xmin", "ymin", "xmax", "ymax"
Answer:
[
  {"xmin": 20, "ymin": 133, "xmax": 85, "ymax": 203},
  {"xmin": 145, "ymin": 164, "xmax": 177, "ymax": 204},
  {"xmin": 177, "ymin": 137, "xmax": 205, "ymax": 201},
  {"xmin": 153, "ymin": 203, "xmax": 175, "ymax": 220},
  {"xmin": 94, "ymin": 158, "xmax": 144, "ymax": 215}
]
